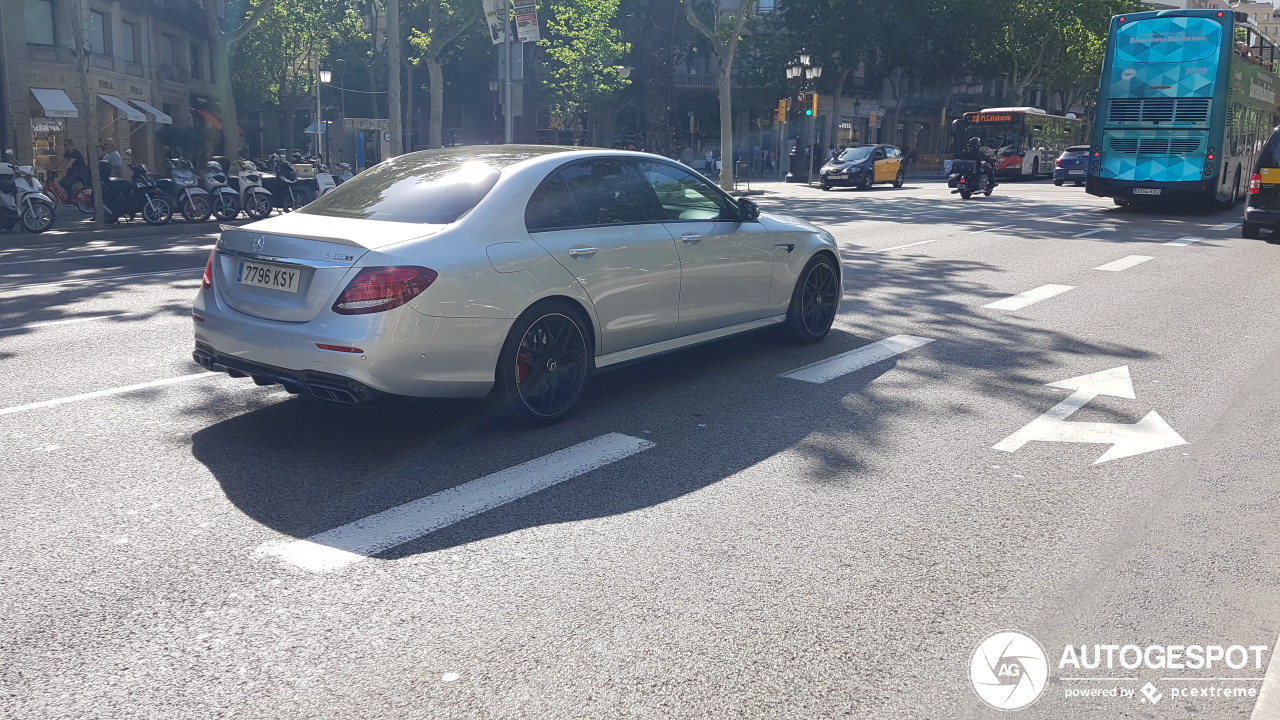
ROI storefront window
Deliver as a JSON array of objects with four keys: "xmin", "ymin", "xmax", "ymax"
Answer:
[{"xmin": 31, "ymin": 117, "xmax": 65, "ymax": 182}]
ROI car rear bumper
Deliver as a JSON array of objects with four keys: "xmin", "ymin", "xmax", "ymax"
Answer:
[
  {"xmin": 192, "ymin": 289, "xmax": 513, "ymax": 401},
  {"xmin": 1245, "ymin": 205, "xmax": 1280, "ymax": 226}
]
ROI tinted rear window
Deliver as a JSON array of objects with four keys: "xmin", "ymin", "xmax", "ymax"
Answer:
[{"xmin": 300, "ymin": 147, "xmax": 566, "ymax": 224}]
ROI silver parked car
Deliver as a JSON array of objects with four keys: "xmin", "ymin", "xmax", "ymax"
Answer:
[{"xmin": 192, "ymin": 146, "xmax": 840, "ymax": 424}]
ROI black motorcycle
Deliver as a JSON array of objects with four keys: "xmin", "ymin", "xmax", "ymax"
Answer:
[
  {"xmin": 258, "ymin": 154, "xmax": 311, "ymax": 213},
  {"xmin": 102, "ymin": 162, "xmax": 173, "ymax": 225},
  {"xmin": 948, "ymin": 159, "xmax": 996, "ymax": 200}
]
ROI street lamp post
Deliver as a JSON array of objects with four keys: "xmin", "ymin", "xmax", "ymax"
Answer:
[
  {"xmin": 315, "ymin": 67, "xmax": 331, "ymax": 159},
  {"xmin": 784, "ymin": 49, "xmax": 821, "ymax": 184}
]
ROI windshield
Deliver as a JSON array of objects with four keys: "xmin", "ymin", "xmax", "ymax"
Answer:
[
  {"xmin": 838, "ymin": 146, "xmax": 874, "ymax": 164},
  {"xmin": 300, "ymin": 147, "xmax": 569, "ymax": 224}
]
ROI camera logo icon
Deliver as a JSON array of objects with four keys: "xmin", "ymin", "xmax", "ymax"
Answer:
[{"xmin": 970, "ymin": 630, "xmax": 1049, "ymax": 710}]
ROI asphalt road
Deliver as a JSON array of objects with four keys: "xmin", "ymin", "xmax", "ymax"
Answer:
[{"xmin": 3, "ymin": 177, "xmax": 1279, "ymax": 719}]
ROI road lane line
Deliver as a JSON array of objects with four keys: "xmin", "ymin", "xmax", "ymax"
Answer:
[
  {"xmin": 0, "ymin": 372, "xmax": 215, "ymax": 417},
  {"xmin": 968, "ymin": 225, "xmax": 1015, "ymax": 234},
  {"xmin": 1211, "ymin": 222, "xmax": 1241, "ymax": 231},
  {"xmin": 0, "ymin": 313, "xmax": 135, "ymax": 334},
  {"xmin": 1093, "ymin": 255, "xmax": 1155, "ymax": 272},
  {"xmin": 1072, "ymin": 228, "xmax": 1117, "ymax": 238},
  {"xmin": 0, "ymin": 245, "xmax": 211, "ymax": 267},
  {"xmin": 1164, "ymin": 236, "xmax": 1204, "ymax": 247},
  {"xmin": 255, "ymin": 433, "xmax": 656, "ymax": 572},
  {"xmin": 873, "ymin": 239, "xmax": 940, "ymax": 253},
  {"xmin": 982, "ymin": 284, "xmax": 1076, "ymax": 311},
  {"xmin": 1250, "ymin": 632, "xmax": 1280, "ymax": 720},
  {"xmin": 0, "ymin": 266, "xmax": 203, "ymax": 291},
  {"xmin": 781, "ymin": 335, "xmax": 935, "ymax": 384}
]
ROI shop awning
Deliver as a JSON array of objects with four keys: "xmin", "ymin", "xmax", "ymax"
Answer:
[
  {"xmin": 129, "ymin": 99, "xmax": 172, "ymax": 124},
  {"xmin": 305, "ymin": 123, "xmax": 326, "ymax": 134},
  {"xmin": 30, "ymin": 88, "xmax": 78, "ymax": 118},
  {"xmin": 97, "ymin": 94, "xmax": 146, "ymax": 122},
  {"xmin": 193, "ymin": 109, "xmax": 245, "ymax": 134}
]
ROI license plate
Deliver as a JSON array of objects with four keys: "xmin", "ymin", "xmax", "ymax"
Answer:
[
  {"xmin": 238, "ymin": 261, "xmax": 301, "ymax": 293},
  {"xmin": 1068, "ymin": 170, "xmax": 1085, "ymax": 174},
  {"xmin": 1132, "ymin": 188, "xmax": 1162, "ymax": 196}
]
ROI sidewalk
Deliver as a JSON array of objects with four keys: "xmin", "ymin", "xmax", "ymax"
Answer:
[{"xmin": 1, "ymin": 211, "xmax": 248, "ymax": 243}]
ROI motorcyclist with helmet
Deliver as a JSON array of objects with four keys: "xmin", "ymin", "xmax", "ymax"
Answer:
[{"xmin": 955, "ymin": 136, "xmax": 997, "ymax": 190}]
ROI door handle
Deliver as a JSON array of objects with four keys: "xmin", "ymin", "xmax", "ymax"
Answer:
[
  {"xmin": 680, "ymin": 233, "xmax": 704, "ymax": 244},
  {"xmin": 567, "ymin": 246, "xmax": 598, "ymax": 258}
]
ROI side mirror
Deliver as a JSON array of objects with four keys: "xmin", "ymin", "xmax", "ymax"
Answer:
[{"xmin": 737, "ymin": 197, "xmax": 760, "ymax": 222}]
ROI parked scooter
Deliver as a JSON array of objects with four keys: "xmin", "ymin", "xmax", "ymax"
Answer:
[
  {"xmin": 164, "ymin": 157, "xmax": 211, "ymax": 222},
  {"xmin": 0, "ymin": 148, "xmax": 56, "ymax": 233},
  {"xmin": 101, "ymin": 151, "xmax": 173, "ymax": 225},
  {"xmin": 947, "ymin": 159, "xmax": 996, "ymax": 200},
  {"xmin": 200, "ymin": 160, "xmax": 240, "ymax": 221},
  {"xmin": 217, "ymin": 157, "xmax": 272, "ymax": 220},
  {"xmin": 312, "ymin": 159, "xmax": 337, "ymax": 197},
  {"xmin": 334, "ymin": 162, "xmax": 354, "ymax": 186},
  {"xmin": 261, "ymin": 152, "xmax": 310, "ymax": 212}
]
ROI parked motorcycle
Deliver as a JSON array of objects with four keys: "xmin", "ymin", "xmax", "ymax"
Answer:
[
  {"xmin": 200, "ymin": 160, "xmax": 240, "ymax": 221},
  {"xmin": 222, "ymin": 158, "xmax": 272, "ymax": 220},
  {"xmin": 948, "ymin": 159, "xmax": 995, "ymax": 200},
  {"xmin": 0, "ymin": 148, "xmax": 56, "ymax": 233},
  {"xmin": 334, "ymin": 162, "xmax": 354, "ymax": 186},
  {"xmin": 101, "ymin": 153, "xmax": 172, "ymax": 225},
  {"xmin": 312, "ymin": 159, "xmax": 337, "ymax": 197},
  {"xmin": 260, "ymin": 153, "xmax": 310, "ymax": 213},
  {"xmin": 163, "ymin": 157, "xmax": 211, "ymax": 222}
]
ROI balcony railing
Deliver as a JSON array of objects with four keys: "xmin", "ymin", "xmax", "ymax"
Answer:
[{"xmin": 673, "ymin": 73, "xmax": 717, "ymax": 89}]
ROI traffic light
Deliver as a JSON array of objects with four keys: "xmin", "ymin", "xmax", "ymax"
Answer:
[
  {"xmin": 775, "ymin": 99, "xmax": 787, "ymax": 123},
  {"xmin": 805, "ymin": 93, "xmax": 819, "ymax": 117}
]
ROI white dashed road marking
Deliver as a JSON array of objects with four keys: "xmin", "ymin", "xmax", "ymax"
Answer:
[
  {"xmin": 874, "ymin": 239, "xmax": 940, "ymax": 253},
  {"xmin": 1093, "ymin": 255, "xmax": 1155, "ymax": 272},
  {"xmin": 1211, "ymin": 222, "xmax": 1241, "ymax": 231},
  {"xmin": 0, "ymin": 313, "xmax": 135, "ymax": 334},
  {"xmin": 982, "ymin": 284, "xmax": 1075, "ymax": 311},
  {"xmin": 255, "ymin": 433, "xmax": 656, "ymax": 572},
  {"xmin": 780, "ymin": 335, "xmax": 935, "ymax": 384},
  {"xmin": 0, "ymin": 373, "xmax": 215, "ymax": 416},
  {"xmin": 1072, "ymin": 228, "xmax": 1117, "ymax": 238},
  {"xmin": 1165, "ymin": 236, "xmax": 1204, "ymax": 247}
]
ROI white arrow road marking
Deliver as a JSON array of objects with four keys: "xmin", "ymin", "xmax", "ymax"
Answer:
[
  {"xmin": 983, "ymin": 284, "xmax": 1075, "ymax": 311},
  {"xmin": 1164, "ymin": 236, "xmax": 1204, "ymax": 247},
  {"xmin": 256, "ymin": 433, "xmax": 656, "ymax": 572},
  {"xmin": 994, "ymin": 366, "xmax": 1187, "ymax": 464},
  {"xmin": 781, "ymin": 335, "xmax": 935, "ymax": 384},
  {"xmin": 1094, "ymin": 255, "xmax": 1155, "ymax": 272},
  {"xmin": 1073, "ymin": 228, "xmax": 1117, "ymax": 238}
]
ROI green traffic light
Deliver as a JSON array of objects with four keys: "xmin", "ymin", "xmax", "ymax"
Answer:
[{"xmin": 804, "ymin": 109, "xmax": 814, "ymax": 116}]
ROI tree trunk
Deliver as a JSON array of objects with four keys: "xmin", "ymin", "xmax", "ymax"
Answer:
[
  {"xmin": 427, "ymin": 55, "xmax": 444, "ymax": 148},
  {"xmin": 717, "ymin": 62, "xmax": 734, "ymax": 191},
  {"xmin": 404, "ymin": 60, "xmax": 415, "ymax": 151},
  {"xmin": 388, "ymin": 0, "xmax": 403, "ymax": 156}
]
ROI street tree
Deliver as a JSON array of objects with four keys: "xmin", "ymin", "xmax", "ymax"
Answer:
[
  {"xmin": 205, "ymin": 0, "xmax": 277, "ymax": 158},
  {"xmin": 538, "ymin": 0, "xmax": 632, "ymax": 145},
  {"xmin": 684, "ymin": 0, "xmax": 759, "ymax": 191},
  {"xmin": 407, "ymin": 0, "xmax": 482, "ymax": 149}
]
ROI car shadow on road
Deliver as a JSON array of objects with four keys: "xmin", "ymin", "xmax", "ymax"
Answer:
[{"xmin": 186, "ymin": 248, "xmax": 1154, "ymax": 565}]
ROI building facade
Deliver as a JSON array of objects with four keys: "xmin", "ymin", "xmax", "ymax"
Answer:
[{"xmin": 1, "ymin": 0, "xmax": 220, "ymax": 181}]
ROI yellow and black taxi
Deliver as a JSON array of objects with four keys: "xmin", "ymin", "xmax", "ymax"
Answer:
[
  {"xmin": 1245, "ymin": 126, "xmax": 1280, "ymax": 238},
  {"xmin": 818, "ymin": 144, "xmax": 905, "ymax": 191}
]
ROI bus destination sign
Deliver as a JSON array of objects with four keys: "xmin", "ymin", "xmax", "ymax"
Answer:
[{"xmin": 971, "ymin": 113, "xmax": 1016, "ymax": 123}]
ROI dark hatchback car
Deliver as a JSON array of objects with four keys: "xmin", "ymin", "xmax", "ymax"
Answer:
[
  {"xmin": 1244, "ymin": 126, "xmax": 1280, "ymax": 238},
  {"xmin": 1053, "ymin": 145, "xmax": 1090, "ymax": 186},
  {"xmin": 818, "ymin": 144, "xmax": 905, "ymax": 190}
]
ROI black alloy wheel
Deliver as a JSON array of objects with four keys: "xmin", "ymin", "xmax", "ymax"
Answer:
[
  {"xmin": 784, "ymin": 254, "xmax": 839, "ymax": 343},
  {"xmin": 893, "ymin": 170, "xmax": 905, "ymax": 188},
  {"xmin": 497, "ymin": 301, "xmax": 593, "ymax": 425}
]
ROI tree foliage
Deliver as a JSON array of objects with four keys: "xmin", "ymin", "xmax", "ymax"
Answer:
[{"xmin": 539, "ymin": 0, "xmax": 632, "ymax": 107}]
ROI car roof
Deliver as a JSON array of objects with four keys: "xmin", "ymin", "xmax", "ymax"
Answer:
[{"xmin": 1063, "ymin": 145, "xmax": 1090, "ymax": 152}]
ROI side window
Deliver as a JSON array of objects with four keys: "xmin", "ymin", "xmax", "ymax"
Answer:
[
  {"xmin": 525, "ymin": 172, "xmax": 581, "ymax": 232},
  {"xmin": 560, "ymin": 160, "xmax": 661, "ymax": 226},
  {"xmin": 638, "ymin": 161, "xmax": 736, "ymax": 221},
  {"xmin": 890, "ymin": 148, "xmax": 902, "ymax": 158},
  {"xmin": 872, "ymin": 148, "xmax": 885, "ymax": 160},
  {"xmin": 1263, "ymin": 133, "xmax": 1280, "ymax": 168}
]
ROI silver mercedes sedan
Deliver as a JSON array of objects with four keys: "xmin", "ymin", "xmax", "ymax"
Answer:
[{"xmin": 192, "ymin": 146, "xmax": 840, "ymax": 424}]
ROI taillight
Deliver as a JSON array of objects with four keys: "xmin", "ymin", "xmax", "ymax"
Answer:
[
  {"xmin": 1251, "ymin": 174, "xmax": 1262, "ymax": 194},
  {"xmin": 332, "ymin": 266, "xmax": 438, "ymax": 315},
  {"xmin": 1055, "ymin": 159, "xmax": 1063, "ymax": 167},
  {"xmin": 202, "ymin": 250, "xmax": 214, "ymax": 289}
]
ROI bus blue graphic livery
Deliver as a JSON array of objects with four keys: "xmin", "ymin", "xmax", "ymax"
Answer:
[{"xmin": 1087, "ymin": 9, "xmax": 1280, "ymax": 205}]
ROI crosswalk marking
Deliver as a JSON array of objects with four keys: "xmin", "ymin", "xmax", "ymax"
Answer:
[
  {"xmin": 255, "ymin": 433, "xmax": 656, "ymax": 572},
  {"xmin": 780, "ymin": 335, "xmax": 935, "ymax": 384},
  {"xmin": 1164, "ymin": 236, "xmax": 1203, "ymax": 247},
  {"xmin": 1093, "ymin": 255, "xmax": 1155, "ymax": 272},
  {"xmin": 982, "ymin": 284, "xmax": 1075, "ymax": 311}
]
